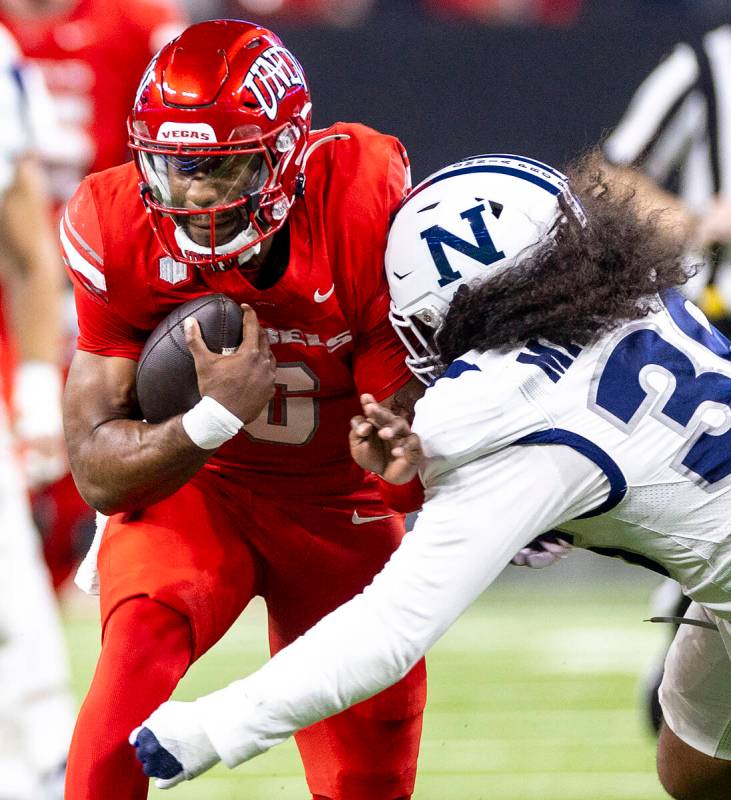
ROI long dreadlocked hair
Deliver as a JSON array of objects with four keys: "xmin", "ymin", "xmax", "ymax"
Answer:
[{"xmin": 435, "ymin": 151, "xmax": 696, "ymax": 367}]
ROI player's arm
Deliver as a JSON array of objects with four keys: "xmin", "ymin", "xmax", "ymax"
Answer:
[
  {"xmin": 0, "ymin": 154, "xmax": 66, "ymax": 483},
  {"xmin": 350, "ymin": 393, "xmax": 570, "ymax": 562},
  {"xmin": 0, "ymin": 40, "xmax": 62, "ymax": 369},
  {"xmin": 132, "ymin": 442, "xmax": 608, "ymax": 785},
  {"xmin": 63, "ymin": 308, "xmax": 276, "ymax": 515},
  {"xmin": 0, "ymin": 155, "xmax": 63, "ymax": 365},
  {"xmin": 350, "ymin": 379, "xmax": 427, "ymax": 512},
  {"xmin": 349, "ymin": 326, "xmax": 426, "ymax": 508}
]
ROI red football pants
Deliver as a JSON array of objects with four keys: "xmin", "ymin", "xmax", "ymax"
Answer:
[{"xmin": 65, "ymin": 475, "xmax": 426, "ymax": 799}]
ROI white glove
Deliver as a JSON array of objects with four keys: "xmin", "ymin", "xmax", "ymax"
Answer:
[
  {"xmin": 511, "ymin": 533, "xmax": 572, "ymax": 569},
  {"xmin": 130, "ymin": 701, "xmax": 220, "ymax": 789}
]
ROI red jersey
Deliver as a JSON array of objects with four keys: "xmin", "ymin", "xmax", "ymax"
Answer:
[
  {"xmin": 62, "ymin": 122, "xmax": 413, "ymax": 499},
  {"xmin": 0, "ymin": 0, "xmax": 186, "ymax": 205}
]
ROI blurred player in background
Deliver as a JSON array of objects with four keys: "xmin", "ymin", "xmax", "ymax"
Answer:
[
  {"xmin": 135, "ymin": 154, "xmax": 731, "ymax": 800},
  {"xmin": 601, "ymin": 19, "xmax": 731, "ymax": 732},
  {"xmin": 61, "ymin": 18, "xmax": 426, "ymax": 800},
  {"xmin": 0, "ymin": 0, "xmax": 187, "ymax": 591},
  {"xmin": 0, "ymin": 22, "xmax": 75, "ymax": 800},
  {"xmin": 216, "ymin": 0, "xmax": 376, "ymax": 26},
  {"xmin": 0, "ymin": 0, "xmax": 187, "ymax": 207},
  {"xmin": 210, "ymin": 0, "xmax": 582, "ymax": 26},
  {"xmin": 421, "ymin": 0, "xmax": 583, "ymax": 26}
]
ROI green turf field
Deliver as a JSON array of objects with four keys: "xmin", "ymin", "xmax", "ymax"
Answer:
[{"xmin": 63, "ymin": 568, "xmax": 669, "ymax": 799}]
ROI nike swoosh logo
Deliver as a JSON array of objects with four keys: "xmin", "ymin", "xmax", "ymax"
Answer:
[
  {"xmin": 351, "ymin": 511, "xmax": 394, "ymax": 526},
  {"xmin": 314, "ymin": 284, "xmax": 335, "ymax": 303}
]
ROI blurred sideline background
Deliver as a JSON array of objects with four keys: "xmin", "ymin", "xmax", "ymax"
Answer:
[{"xmin": 5, "ymin": 0, "xmax": 722, "ymax": 796}]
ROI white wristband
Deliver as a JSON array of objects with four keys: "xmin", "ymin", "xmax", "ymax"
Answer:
[
  {"xmin": 182, "ymin": 396, "xmax": 244, "ymax": 450},
  {"xmin": 14, "ymin": 360, "xmax": 63, "ymax": 439}
]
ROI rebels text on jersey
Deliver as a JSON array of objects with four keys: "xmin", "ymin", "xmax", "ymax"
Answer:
[{"xmin": 62, "ymin": 123, "xmax": 413, "ymax": 499}]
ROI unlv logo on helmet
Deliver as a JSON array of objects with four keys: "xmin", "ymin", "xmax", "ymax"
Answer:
[{"xmin": 243, "ymin": 46, "xmax": 307, "ymax": 122}]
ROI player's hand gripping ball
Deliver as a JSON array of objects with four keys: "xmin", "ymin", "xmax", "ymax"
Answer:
[{"xmin": 136, "ymin": 294, "xmax": 243, "ymax": 423}]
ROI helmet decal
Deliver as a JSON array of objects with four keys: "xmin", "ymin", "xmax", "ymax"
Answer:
[
  {"xmin": 420, "ymin": 203, "xmax": 506, "ymax": 289},
  {"xmin": 243, "ymin": 46, "xmax": 308, "ymax": 122}
]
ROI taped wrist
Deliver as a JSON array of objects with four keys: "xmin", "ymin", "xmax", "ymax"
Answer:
[
  {"xmin": 182, "ymin": 396, "xmax": 243, "ymax": 450},
  {"xmin": 14, "ymin": 360, "xmax": 63, "ymax": 438}
]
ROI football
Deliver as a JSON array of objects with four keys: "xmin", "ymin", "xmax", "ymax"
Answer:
[{"xmin": 136, "ymin": 294, "xmax": 243, "ymax": 424}]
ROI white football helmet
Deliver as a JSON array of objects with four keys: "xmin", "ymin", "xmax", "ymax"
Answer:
[{"xmin": 385, "ymin": 154, "xmax": 586, "ymax": 383}]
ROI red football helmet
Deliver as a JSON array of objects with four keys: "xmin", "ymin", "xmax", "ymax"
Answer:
[{"xmin": 128, "ymin": 19, "xmax": 312, "ymax": 269}]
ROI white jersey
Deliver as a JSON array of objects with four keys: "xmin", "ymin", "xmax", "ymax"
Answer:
[
  {"xmin": 416, "ymin": 288, "xmax": 731, "ymax": 623},
  {"xmin": 0, "ymin": 24, "xmax": 26, "ymax": 194},
  {"xmin": 0, "ymin": 23, "xmax": 57, "ymax": 198},
  {"xmin": 159, "ymin": 290, "xmax": 731, "ymax": 771}
]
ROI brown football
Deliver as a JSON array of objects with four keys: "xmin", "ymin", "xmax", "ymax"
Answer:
[{"xmin": 136, "ymin": 294, "xmax": 243, "ymax": 423}]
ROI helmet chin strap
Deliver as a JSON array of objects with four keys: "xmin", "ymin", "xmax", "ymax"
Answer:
[{"xmin": 174, "ymin": 223, "xmax": 262, "ymax": 265}]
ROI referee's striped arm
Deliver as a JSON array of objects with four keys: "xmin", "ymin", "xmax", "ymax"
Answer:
[{"xmin": 602, "ymin": 41, "xmax": 702, "ymax": 183}]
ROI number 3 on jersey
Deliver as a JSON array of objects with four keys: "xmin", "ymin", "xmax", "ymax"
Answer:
[
  {"xmin": 245, "ymin": 362, "xmax": 319, "ymax": 445},
  {"xmin": 593, "ymin": 292, "xmax": 731, "ymax": 488}
]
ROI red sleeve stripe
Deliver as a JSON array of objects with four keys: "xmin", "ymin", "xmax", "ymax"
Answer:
[{"xmin": 60, "ymin": 214, "xmax": 106, "ymax": 292}]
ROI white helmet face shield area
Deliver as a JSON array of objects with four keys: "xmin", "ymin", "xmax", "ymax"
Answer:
[{"xmin": 385, "ymin": 154, "xmax": 585, "ymax": 383}]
